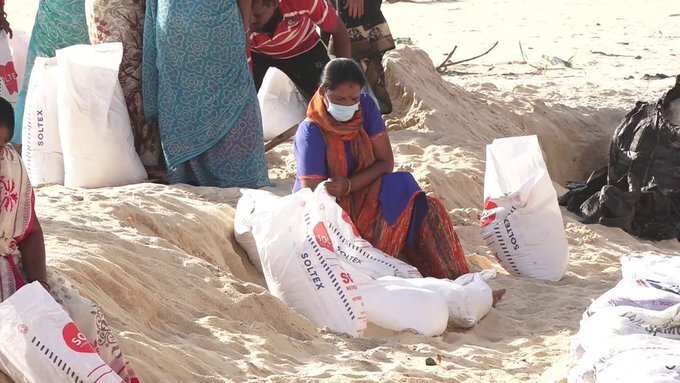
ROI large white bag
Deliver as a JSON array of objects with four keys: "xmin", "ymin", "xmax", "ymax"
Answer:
[
  {"xmin": 0, "ymin": 282, "xmax": 123, "ymax": 383},
  {"xmin": 621, "ymin": 255, "xmax": 680, "ymax": 285},
  {"xmin": 251, "ymin": 188, "xmax": 367, "ymax": 337},
  {"xmin": 22, "ymin": 57, "xmax": 64, "ymax": 185},
  {"xmin": 257, "ymin": 67, "xmax": 307, "ymax": 141},
  {"xmin": 379, "ymin": 270, "xmax": 495, "ymax": 329},
  {"xmin": 234, "ymin": 188, "xmax": 281, "ymax": 274},
  {"xmin": 9, "ymin": 30, "xmax": 30, "ymax": 92},
  {"xmin": 570, "ymin": 334, "xmax": 680, "ymax": 383},
  {"xmin": 575, "ymin": 304, "xmax": 680, "ymax": 359},
  {"xmin": 359, "ymin": 281, "xmax": 448, "ymax": 336},
  {"xmin": 585, "ymin": 278, "xmax": 680, "ymax": 318},
  {"xmin": 236, "ymin": 185, "xmax": 422, "ymax": 280},
  {"xmin": 315, "ymin": 185, "xmax": 423, "ymax": 279},
  {"xmin": 570, "ymin": 254, "xmax": 680, "ymax": 382},
  {"xmin": 357, "ymin": 271, "xmax": 495, "ymax": 335},
  {"xmin": 56, "ymin": 43, "xmax": 146, "ymax": 188},
  {"xmin": 0, "ymin": 32, "xmax": 18, "ymax": 105},
  {"xmin": 480, "ymin": 135, "xmax": 569, "ymax": 281}
]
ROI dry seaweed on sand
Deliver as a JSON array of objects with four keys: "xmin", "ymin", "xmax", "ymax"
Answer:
[{"xmin": 436, "ymin": 41, "xmax": 499, "ymax": 73}]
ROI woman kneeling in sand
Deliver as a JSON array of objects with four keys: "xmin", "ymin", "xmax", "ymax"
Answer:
[
  {"xmin": 294, "ymin": 58, "xmax": 469, "ymax": 279},
  {"xmin": 0, "ymin": 99, "xmax": 140, "ymax": 382}
]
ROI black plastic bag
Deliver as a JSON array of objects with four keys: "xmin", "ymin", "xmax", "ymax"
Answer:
[{"xmin": 560, "ymin": 75, "xmax": 680, "ymax": 240}]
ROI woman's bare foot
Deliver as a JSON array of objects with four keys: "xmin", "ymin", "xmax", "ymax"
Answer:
[{"xmin": 492, "ymin": 289, "xmax": 506, "ymax": 307}]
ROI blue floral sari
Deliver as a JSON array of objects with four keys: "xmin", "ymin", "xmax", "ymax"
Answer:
[{"xmin": 143, "ymin": 0, "xmax": 269, "ymax": 188}]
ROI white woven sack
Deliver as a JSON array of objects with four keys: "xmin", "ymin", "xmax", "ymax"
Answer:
[
  {"xmin": 480, "ymin": 135, "xmax": 568, "ymax": 281},
  {"xmin": 0, "ymin": 283, "xmax": 123, "ymax": 383},
  {"xmin": 250, "ymin": 188, "xmax": 367, "ymax": 337}
]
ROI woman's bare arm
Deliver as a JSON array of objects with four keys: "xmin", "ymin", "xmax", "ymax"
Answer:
[
  {"xmin": 18, "ymin": 217, "xmax": 48, "ymax": 288},
  {"xmin": 237, "ymin": 0, "xmax": 252, "ymax": 42},
  {"xmin": 329, "ymin": 19, "xmax": 352, "ymax": 58},
  {"xmin": 347, "ymin": 133, "xmax": 394, "ymax": 191},
  {"xmin": 323, "ymin": 133, "xmax": 394, "ymax": 197}
]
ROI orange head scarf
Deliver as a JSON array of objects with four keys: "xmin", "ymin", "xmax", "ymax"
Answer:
[{"xmin": 306, "ymin": 90, "xmax": 375, "ymax": 177}]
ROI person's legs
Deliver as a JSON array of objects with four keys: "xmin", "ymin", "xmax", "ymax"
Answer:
[
  {"xmin": 274, "ymin": 43, "xmax": 330, "ymax": 100},
  {"xmin": 251, "ymin": 51, "xmax": 275, "ymax": 91},
  {"xmin": 402, "ymin": 196, "xmax": 469, "ymax": 279},
  {"xmin": 258, "ymin": 43, "xmax": 330, "ymax": 151},
  {"xmin": 364, "ymin": 54, "xmax": 392, "ymax": 114},
  {"xmin": 167, "ymin": 100, "xmax": 270, "ymax": 188}
]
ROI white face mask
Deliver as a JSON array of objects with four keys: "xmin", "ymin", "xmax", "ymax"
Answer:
[{"xmin": 326, "ymin": 97, "xmax": 359, "ymax": 122}]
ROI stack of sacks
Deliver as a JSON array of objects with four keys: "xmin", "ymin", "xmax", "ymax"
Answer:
[
  {"xmin": 569, "ymin": 256, "xmax": 680, "ymax": 383},
  {"xmin": 235, "ymin": 185, "xmax": 496, "ymax": 337},
  {"xmin": 22, "ymin": 42, "xmax": 146, "ymax": 188}
]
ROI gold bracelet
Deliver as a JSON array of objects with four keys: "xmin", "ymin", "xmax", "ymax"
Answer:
[{"xmin": 345, "ymin": 179, "xmax": 352, "ymax": 196}]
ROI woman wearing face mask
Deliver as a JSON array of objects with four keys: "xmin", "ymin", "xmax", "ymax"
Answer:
[{"xmin": 293, "ymin": 59, "xmax": 469, "ymax": 279}]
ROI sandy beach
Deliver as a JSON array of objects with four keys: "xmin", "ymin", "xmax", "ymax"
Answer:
[{"xmin": 5, "ymin": 0, "xmax": 680, "ymax": 381}]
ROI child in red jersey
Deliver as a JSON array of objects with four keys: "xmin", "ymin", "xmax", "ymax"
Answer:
[{"xmin": 249, "ymin": 0, "xmax": 351, "ymax": 100}]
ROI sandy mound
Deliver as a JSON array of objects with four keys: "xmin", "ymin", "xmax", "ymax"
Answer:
[
  {"xmin": 382, "ymin": 0, "xmax": 680, "ymax": 111},
  {"xmin": 5, "ymin": 0, "xmax": 680, "ymax": 377},
  {"xmin": 0, "ymin": 47, "xmax": 672, "ymax": 382},
  {"xmin": 382, "ymin": 47, "xmax": 624, "ymax": 206}
]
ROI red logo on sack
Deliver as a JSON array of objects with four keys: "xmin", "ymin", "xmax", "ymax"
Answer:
[
  {"xmin": 341, "ymin": 211, "xmax": 361, "ymax": 237},
  {"xmin": 313, "ymin": 222, "xmax": 334, "ymax": 252},
  {"xmin": 340, "ymin": 272, "xmax": 354, "ymax": 285},
  {"xmin": 480, "ymin": 199, "xmax": 498, "ymax": 228},
  {"xmin": 63, "ymin": 323, "xmax": 96, "ymax": 353},
  {"xmin": 0, "ymin": 62, "xmax": 18, "ymax": 95}
]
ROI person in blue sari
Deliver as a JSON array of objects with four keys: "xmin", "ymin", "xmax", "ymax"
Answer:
[{"xmin": 143, "ymin": 0, "xmax": 270, "ymax": 188}]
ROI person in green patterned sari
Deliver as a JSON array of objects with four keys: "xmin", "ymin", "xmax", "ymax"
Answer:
[{"xmin": 12, "ymin": 0, "xmax": 90, "ymax": 146}]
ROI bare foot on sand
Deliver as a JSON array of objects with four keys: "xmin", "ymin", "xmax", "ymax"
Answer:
[{"xmin": 492, "ymin": 289, "xmax": 506, "ymax": 307}]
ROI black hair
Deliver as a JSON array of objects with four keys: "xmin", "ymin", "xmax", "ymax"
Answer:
[
  {"xmin": 320, "ymin": 58, "xmax": 367, "ymax": 91},
  {"xmin": 0, "ymin": 97, "xmax": 14, "ymax": 139}
]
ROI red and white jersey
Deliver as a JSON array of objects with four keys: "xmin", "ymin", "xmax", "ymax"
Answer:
[{"xmin": 249, "ymin": 0, "xmax": 338, "ymax": 60}]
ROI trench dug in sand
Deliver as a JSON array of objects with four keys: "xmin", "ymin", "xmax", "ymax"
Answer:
[{"xmin": 3, "ymin": 48, "xmax": 679, "ymax": 383}]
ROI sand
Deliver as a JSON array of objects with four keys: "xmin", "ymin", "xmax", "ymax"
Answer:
[{"xmin": 4, "ymin": 0, "xmax": 680, "ymax": 382}]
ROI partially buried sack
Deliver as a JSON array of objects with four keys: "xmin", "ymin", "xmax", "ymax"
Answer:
[
  {"xmin": 55, "ymin": 43, "xmax": 147, "ymax": 188},
  {"xmin": 250, "ymin": 188, "xmax": 367, "ymax": 337},
  {"xmin": 0, "ymin": 283, "xmax": 123, "ymax": 383}
]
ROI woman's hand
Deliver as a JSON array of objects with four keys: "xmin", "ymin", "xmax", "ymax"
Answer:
[
  {"xmin": 325, "ymin": 176, "xmax": 351, "ymax": 197},
  {"xmin": 343, "ymin": 132, "xmax": 395, "ymax": 194},
  {"xmin": 18, "ymin": 216, "xmax": 48, "ymax": 290},
  {"xmin": 345, "ymin": 0, "xmax": 365, "ymax": 19}
]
